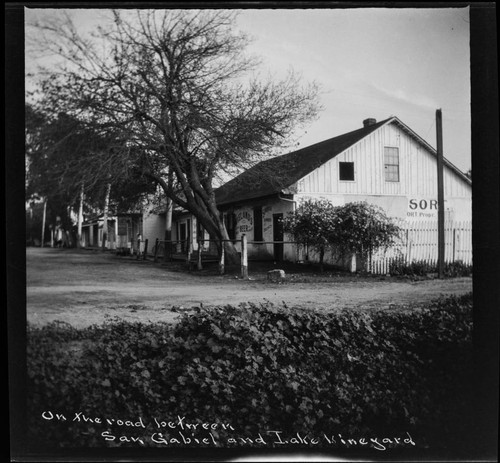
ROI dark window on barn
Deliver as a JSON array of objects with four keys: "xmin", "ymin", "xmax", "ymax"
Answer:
[
  {"xmin": 339, "ymin": 162, "xmax": 355, "ymax": 181},
  {"xmin": 253, "ymin": 206, "xmax": 263, "ymax": 241},
  {"xmin": 384, "ymin": 147, "xmax": 400, "ymax": 182}
]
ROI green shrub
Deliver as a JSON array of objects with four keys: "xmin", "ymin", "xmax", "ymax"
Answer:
[{"xmin": 27, "ymin": 294, "xmax": 473, "ymax": 453}]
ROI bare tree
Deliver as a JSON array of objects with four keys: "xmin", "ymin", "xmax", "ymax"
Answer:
[{"xmin": 28, "ymin": 9, "xmax": 321, "ymax": 261}]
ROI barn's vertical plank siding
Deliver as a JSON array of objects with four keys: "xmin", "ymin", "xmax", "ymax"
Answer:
[{"xmin": 291, "ymin": 120, "xmax": 471, "ymax": 272}]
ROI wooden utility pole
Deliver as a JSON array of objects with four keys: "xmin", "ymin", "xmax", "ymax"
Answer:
[{"xmin": 436, "ymin": 109, "xmax": 445, "ymax": 278}]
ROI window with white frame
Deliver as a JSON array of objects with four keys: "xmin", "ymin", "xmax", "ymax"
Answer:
[{"xmin": 384, "ymin": 147, "xmax": 400, "ymax": 182}]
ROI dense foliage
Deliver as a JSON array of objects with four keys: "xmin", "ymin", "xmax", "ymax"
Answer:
[
  {"xmin": 27, "ymin": 294, "xmax": 473, "ymax": 455},
  {"xmin": 329, "ymin": 202, "xmax": 401, "ymax": 260},
  {"xmin": 283, "ymin": 200, "xmax": 401, "ymax": 271},
  {"xmin": 282, "ymin": 199, "xmax": 338, "ymax": 270}
]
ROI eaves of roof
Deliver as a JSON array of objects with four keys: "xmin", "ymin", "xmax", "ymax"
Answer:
[
  {"xmin": 215, "ymin": 117, "xmax": 392, "ymax": 206},
  {"xmin": 390, "ymin": 117, "xmax": 472, "ymax": 186},
  {"xmin": 215, "ymin": 116, "xmax": 471, "ymax": 207}
]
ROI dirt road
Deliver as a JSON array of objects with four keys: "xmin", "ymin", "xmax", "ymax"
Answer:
[{"xmin": 26, "ymin": 247, "xmax": 472, "ymax": 328}]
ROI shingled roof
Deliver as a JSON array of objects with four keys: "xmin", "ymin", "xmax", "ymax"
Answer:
[
  {"xmin": 215, "ymin": 117, "xmax": 392, "ymax": 206},
  {"xmin": 214, "ymin": 116, "xmax": 471, "ymax": 207}
]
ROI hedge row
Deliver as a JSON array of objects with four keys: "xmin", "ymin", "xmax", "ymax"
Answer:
[{"xmin": 26, "ymin": 293, "xmax": 473, "ymax": 453}]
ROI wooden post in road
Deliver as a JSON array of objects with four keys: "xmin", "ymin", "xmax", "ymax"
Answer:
[
  {"xmin": 219, "ymin": 241, "xmax": 225, "ymax": 275},
  {"xmin": 197, "ymin": 240, "xmax": 203, "ymax": 270},
  {"xmin": 241, "ymin": 234, "xmax": 248, "ymax": 279}
]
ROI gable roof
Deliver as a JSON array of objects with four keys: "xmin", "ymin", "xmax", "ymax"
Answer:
[
  {"xmin": 214, "ymin": 116, "xmax": 471, "ymax": 207},
  {"xmin": 215, "ymin": 117, "xmax": 392, "ymax": 206}
]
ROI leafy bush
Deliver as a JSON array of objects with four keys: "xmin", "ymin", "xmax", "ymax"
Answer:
[
  {"xmin": 389, "ymin": 259, "xmax": 472, "ymax": 277},
  {"xmin": 283, "ymin": 200, "xmax": 401, "ymax": 271},
  {"xmin": 27, "ymin": 294, "xmax": 473, "ymax": 453}
]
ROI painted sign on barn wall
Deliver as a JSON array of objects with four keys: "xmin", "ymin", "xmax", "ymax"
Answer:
[{"xmin": 406, "ymin": 197, "xmax": 445, "ymax": 219}]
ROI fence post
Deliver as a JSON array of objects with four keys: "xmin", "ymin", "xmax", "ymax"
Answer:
[
  {"xmin": 163, "ymin": 237, "xmax": 169, "ymax": 263},
  {"xmin": 219, "ymin": 240, "xmax": 225, "ymax": 275},
  {"xmin": 452, "ymin": 228, "xmax": 457, "ymax": 262},
  {"xmin": 153, "ymin": 238, "xmax": 159, "ymax": 262},
  {"xmin": 197, "ymin": 240, "xmax": 203, "ymax": 270},
  {"xmin": 241, "ymin": 234, "xmax": 248, "ymax": 279},
  {"xmin": 167, "ymin": 240, "xmax": 172, "ymax": 262},
  {"xmin": 143, "ymin": 239, "xmax": 148, "ymax": 260},
  {"xmin": 186, "ymin": 240, "xmax": 192, "ymax": 269}
]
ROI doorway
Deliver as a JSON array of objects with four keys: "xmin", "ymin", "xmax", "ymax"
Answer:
[
  {"xmin": 273, "ymin": 213, "xmax": 284, "ymax": 262},
  {"xmin": 179, "ymin": 222, "xmax": 187, "ymax": 252}
]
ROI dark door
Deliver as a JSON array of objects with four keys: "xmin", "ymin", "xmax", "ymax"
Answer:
[
  {"xmin": 179, "ymin": 223, "xmax": 187, "ymax": 252},
  {"xmin": 273, "ymin": 213, "xmax": 284, "ymax": 262},
  {"xmin": 93, "ymin": 224, "xmax": 99, "ymax": 247}
]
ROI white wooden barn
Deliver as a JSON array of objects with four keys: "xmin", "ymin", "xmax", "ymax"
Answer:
[{"xmin": 202, "ymin": 116, "xmax": 472, "ymax": 269}]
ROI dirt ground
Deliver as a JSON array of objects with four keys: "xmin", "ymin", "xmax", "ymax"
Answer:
[{"xmin": 26, "ymin": 247, "xmax": 473, "ymax": 328}]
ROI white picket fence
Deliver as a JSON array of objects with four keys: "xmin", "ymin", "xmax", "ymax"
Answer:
[{"xmin": 368, "ymin": 220, "xmax": 472, "ymax": 275}]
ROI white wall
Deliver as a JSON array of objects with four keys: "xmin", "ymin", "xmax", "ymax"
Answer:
[
  {"xmin": 223, "ymin": 198, "xmax": 295, "ymax": 261},
  {"xmin": 294, "ymin": 193, "xmax": 471, "ymax": 223},
  {"xmin": 142, "ymin": 211, "xmax": 166, "ymax": 249},
  {"xmin": 294, "ymin": 121, "xmax": 471, "ymax": 223}
]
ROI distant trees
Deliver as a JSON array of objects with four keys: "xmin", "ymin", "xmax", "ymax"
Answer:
[
  {"xmin": 27, "ymin": 9, "xmax": 321, "ymax": 261},
  {"xmin": 25, "ymin": 102, "xmax": 154, "ymax": 247},
  {"xmin": 283, "ymin": 200, "xmax": 401, "ymax": 271}
]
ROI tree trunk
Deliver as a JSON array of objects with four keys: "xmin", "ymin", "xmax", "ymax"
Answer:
[
  {"xmin": 349, "ymin": 253, "xmax": 357, "ymax": 273},
  {"xmin": 163, "ymin": 170, "xmax": 174, "ymax": 261},
  {"xmin": 41, "ymin": 199, "xmax": 47, "ymax": 247},
  {"xmin": 77, "ymin": 183, "xmax": 84, "ymax": 248},
  {"xmin": 151, "ymin": 171, "xmax": 240, "ymax": 265},
  {"xmin": 101, "ymin": 182, "xmax": 111, "ymax": 251},
  {"xmin": 220, "ymin": 223, "xmax": 240, "ymax": 265},
  {"xmin": 319, "ymin": 247, "xmax": 325, "ymax": 273},
  {"xmin": 163, "ymin": 196, "xmax": 173, "ymax": 262}
]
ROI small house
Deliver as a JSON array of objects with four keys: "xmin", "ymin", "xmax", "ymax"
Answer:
[{"xmin": 81, "ymin": 206, "xmax": 167, "ymax": 253}]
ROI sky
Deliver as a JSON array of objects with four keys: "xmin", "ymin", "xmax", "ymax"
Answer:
[{"xmin": 25, "ymin": 6, "xmax": 471, "ymax": 172}]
